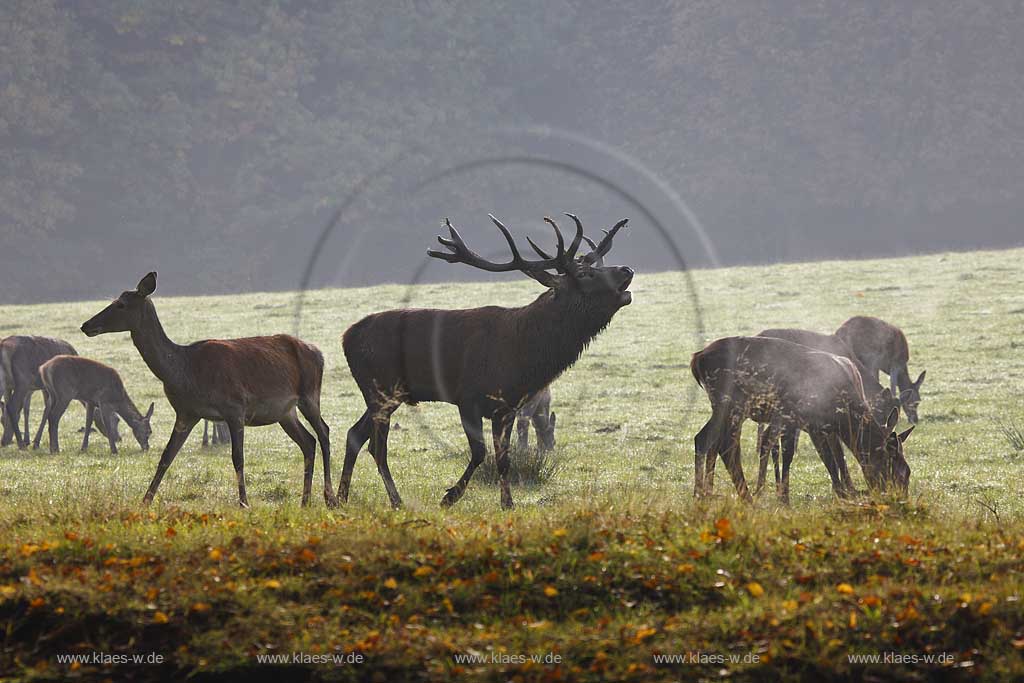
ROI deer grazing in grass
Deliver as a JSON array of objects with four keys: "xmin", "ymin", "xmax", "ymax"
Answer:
[
  {"xmin": 691, "ymin": 336, "xmax": 912, "ymax": 503},
  {"xmin": 753, "ymin": 328, "xmax": 902, "ymax": 500},
  {"xmin": 80, "ymin": 272, "xmax": 335, "ymax": 508},
  {"xmin": 339, "ymin": 213, "xmax": 632, "ymax": 509},
  {"xmin": 1, "ymin": 336, "xmax": 114, "ymax": 449},
  {"xmin": 516, "ymin": 387, "xmax": 556, "ymax": 453},
  {"xmin": 835, "ymin": 316, "xmax": 925, "ymax": 423},
  {"xmin": 38, "ymin": 355, "xmax": 154, "ymax": 454}
]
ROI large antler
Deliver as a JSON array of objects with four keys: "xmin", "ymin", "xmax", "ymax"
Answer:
[
  {"xmin": 579, "ymin": 218, "xmax": 628, "ymax": 266},
  {"xmin": 428, "ymin": 215, "xmax": 565, "ymax": 274}
]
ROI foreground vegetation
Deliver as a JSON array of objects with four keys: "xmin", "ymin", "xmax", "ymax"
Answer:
[{"xmin": 2, "ymin": 246, "xmax": 1024, "ymax": 680}]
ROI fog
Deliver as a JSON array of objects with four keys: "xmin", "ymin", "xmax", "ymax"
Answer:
[{"xmin": 2, "ymin": 1, "xmax": 1022, "ymax": 304}]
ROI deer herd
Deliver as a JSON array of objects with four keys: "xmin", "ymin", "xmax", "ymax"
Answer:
[{"xmin": 0, "ymin": 215, "xmax": 925, "ymax": 510}]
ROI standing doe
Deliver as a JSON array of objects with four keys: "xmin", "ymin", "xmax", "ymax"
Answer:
[
  {"xmin": 339, "ymin": 214, "xmax": 632, "ymax": 509},
  {"xmin": 835, "ymin": 316, "xmax": 925, "ymax": 423},
  {"xmin": 80, "ymin": 273, "xmax": 335, "ymax": 508},
  {"xmin": 38, "ymin": 355, "xmax": 154, "ymax": 454},
  {"xmin": 691, "ymin": 336, "xmax": 911, "ymax": 502}
]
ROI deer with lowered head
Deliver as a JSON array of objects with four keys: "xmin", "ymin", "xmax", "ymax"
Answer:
[
  {"xmin": 2, "ymin": 335, "xmax": 115, "ymax": 449},
  {"xmin": 691, "ymin": 336, "xmax": 912, "ymax": 502},
  {"xmin": 339, "ymin": 213, "xmax": 632, "ymax": 509},
  {"xmin": 38, "ymin": 355, "xmax": 153, "ymax": 454},
  {"xmin": 753, "ymin": 328, "xmax": 902, "ymax": 501},
  {"xmin": 835, "ymin": 316, "xmax": 925, "ymax": 423},
  {"xmin": 516, "ymin": 387, "xmax": 556, "ymax": 453},
  {"xmin": 80, "ymin": 272, "xmax": 335, "ymax": 508}
]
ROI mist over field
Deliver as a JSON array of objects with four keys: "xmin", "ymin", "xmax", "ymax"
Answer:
[{"xmin": 2, "ymin": 1, "xmax": 1024, "ymax": 303}]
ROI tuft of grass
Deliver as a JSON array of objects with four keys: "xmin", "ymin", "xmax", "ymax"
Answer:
[
  {"xmin": 474, "ymin": 447, "xmax": 562, "ymax": 486},
  {"xmin": 998, "ymin": 419, "xmax": 1024, "ymax": 452}
]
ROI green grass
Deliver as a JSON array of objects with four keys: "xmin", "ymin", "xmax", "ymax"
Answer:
[{"xmin": 2, "ymin": 247, "xmax": 1024, "ymax": 681}]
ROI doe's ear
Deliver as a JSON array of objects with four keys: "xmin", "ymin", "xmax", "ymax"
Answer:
[
  {"xmin": 144, "ymin": 402, "xmax": 155, "ymax": 420},
  {"xmin": 897, "ymin": 425, "xmax": 915, "ymax": 443},
  {"xmin": 137, "ymin": 272, "xmax": 157, "ymax": 297},
  {"xmin": 914, "ymin": 370, "xmax": 926, "ymax": 388},
  {"xmin": 884, "ymin": 407, "xmax": 900, "ymax": 434}
]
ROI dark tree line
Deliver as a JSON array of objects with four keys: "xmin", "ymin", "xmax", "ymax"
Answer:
[{"xmin": 1, "ymin": 0, "xmax": 1022, "ymax": 303}]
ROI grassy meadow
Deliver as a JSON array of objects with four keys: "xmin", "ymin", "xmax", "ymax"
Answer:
[{"xmin": 2, "ymin": 247, "xmax": 1024, "ymax": 681}]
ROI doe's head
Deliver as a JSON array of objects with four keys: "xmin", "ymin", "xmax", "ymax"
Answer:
[{"xmin": 81, "ymin": 272, "xmax": 157, "ymax": 337}]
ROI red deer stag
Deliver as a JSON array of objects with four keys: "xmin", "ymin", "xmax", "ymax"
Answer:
[
  {"xmin": 752, "ymin": 328, "xmax": 902, "ymax": 501},
  {"xmin": 516, "ymin": 387, "xmax": 556, "ymax": 453},
  {"xmin": 691, "ymin": 336, "xmax": 911, "ymax": 502},
  {"xmin": 80, "ymin": 273, "xmax": 335, "ymax": 508},
  {"xmin": 38, "ymin": 355, "xmax": 154, "ymax": 454},
  {"xmin": 835, "ymin": 316, "xmax": 925, "ymax": 423},
  {"xmin": 339, "ymin": 213, "xmax": 632, "ymax": 509},
  {"xmin": 1, "ymin": 336, "xmax": 113, "ymax": 449}
]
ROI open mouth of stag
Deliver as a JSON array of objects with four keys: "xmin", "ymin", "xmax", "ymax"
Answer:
[{"xmin": 617, "ymin": 273, "xmax": 633, "ymax": 305}]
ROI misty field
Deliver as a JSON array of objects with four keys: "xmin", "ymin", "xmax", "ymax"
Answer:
[{"xmin": 2, "ymin": 247, "xmax": 1024, "ymax": 681}]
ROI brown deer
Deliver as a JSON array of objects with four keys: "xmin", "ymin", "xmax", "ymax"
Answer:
[
  {"xmin": 691, "ymin": 336, "xmax": 912, "ymax": 503},
  {"xmin": 80, "ymin": 272, "xmax": 335, "ymax": 508},
  {"xmin": 516, "ymin": 387, "xmax": 556, "ymax": 453},
  {"xmin": 835, "ymin": 316, "xmax": 925, "ymax": 423},
  {"xmin": 1, "ymin": 336, "xmax": 114, "ymax": 449},
  {"xmin": 339, "ymin": 213, "xmax": 632, "ymax": 509},
  {"xmin": 38, "ymin": 355, "xmax": 154, "ymax": 454},
  {"xmin": 202, "ymin": 420, "xmax": 230, "ymax": 447},
  {"xmin": 753, "ymin": 328, "xmax": 902, "ymax": 500}
]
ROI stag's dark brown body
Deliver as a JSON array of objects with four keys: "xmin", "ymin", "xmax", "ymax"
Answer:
[
  {"xmin": 39, "ymin": 355, "xmax": 154, "ymax": 454},
  {"xmin": 340, "ymin": 213, "xmax": 632, "ymax": 510},
  {"xmin": 81, "ymin": 273, "xmax": 335, "ymax": 508},
  {"xmin": 691, "ymin": 336, "xmax": 910, "ymax": 502},
  {"xmin": 836, "ymin": 316, "xmax": 925, "ymax": 422},
  {"xmin": 754, "ymin": 328, "xmax": 901, "ymax": 498}
]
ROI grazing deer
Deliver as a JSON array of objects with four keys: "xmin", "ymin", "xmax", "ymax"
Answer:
[
  {"xmin": 339, "ymin": 213, "xmax": 632, "ymax": 510},
  {"xmin": 835, "ymin": 316, "xmax": 925, "ymax": 423},
  {"xmin": 80, "ymin": 272, "xmax": 335, "ymax": 508},
  {"xmin": 691, "ymin": 336, "xmax": 912, "ymax": 503},
  {"xmin": 38, "ymin": 355, "xmax": 154, "ymax": 454},
  {"xmin": 1, "ymin": 336, "xmax": 113, "ymax": 449},
  {"xmin": 753, "ymin": 328, "xmax": 902, "ymax": 500},
  {"xmin": 516, "ymin": 387, "xmax": 556, "ymax": 453},
  {"xmin": 202, "ymin": 420, "xmax": 230, "ymax": 447}
]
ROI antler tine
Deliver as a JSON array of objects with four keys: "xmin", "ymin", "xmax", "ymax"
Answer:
[
  {"xmin": 542, "ymin": 216, "xmax": 567, "ymax": 258},
  {"xmin": 579, "ymin": 234, "xmax": 603, "ymax": 266},
  {"xmin": 563, "ymin": 213, "xmax": 585, "ymax": 258},
  {"xmin": 488, "ymin": 213, "xmax": 522, "ymax": 261},
  {"xmin": 584, "ymin": 218, "xmax": 628, "ymax": 262},
  {"xmin": 526, "ymin": 236, "xmax": 553, "ymax": 260}
]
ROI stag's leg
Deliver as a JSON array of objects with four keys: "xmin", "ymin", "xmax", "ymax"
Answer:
[
  {"xmin": 298, "ymin": 398, "xmax": 337, "ymax": 508},
  {"xmin": 779, "ymin": 427, "xmax": 799, "ymax": 505},
  {"xmin": 202, "ymin": 420, "xmax": 210, "ymax": 447},
  {"xmin": 808, "ymin": 429, "xmax": 845, "ymax": 498},
  {"xmin": 719, "ymin": 418, "xmax": 752, "ymax": 502},
  {"xmin": 280, "ymin": 408, "xmax": 318, "ymax": 507},
  {"xmin": 45, "ymin": 394, "xmax": 71, "ymax": 454},
  {"xmin": 142, "ymin": 414, "xmax": 198, "ymax": 505},
  {"xmin": 338, "ymin": 409, "xmax": 372, "ymax": 503},
  {"xmin": 442, "ymin": 404, "xmax": 486, "ymax": 508},
  {"xmin": 516, "ymin": 413, "xmax": 530, "ymax": 452},
  {"xmin": 80, "ymin": 402, "xmax": 95, "ymax": 452},
  {"xmin": 493, "ymin": 410, "xmax": 516, "ymax": 510}
]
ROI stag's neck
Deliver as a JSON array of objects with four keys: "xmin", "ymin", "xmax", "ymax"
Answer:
[
  {"xmin": 517, "ymin": 290, "xmax": 614, "ymax": 386},
  {"xmin": 130, "ymin": 301, "xmax": 187, "ymax": 387}
]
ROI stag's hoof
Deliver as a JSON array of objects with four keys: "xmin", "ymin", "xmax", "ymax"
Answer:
[
  {"xmin": 325, "ymin": 494, "xmax": 340, "ymax": 509},
  {"xmin": 238, "ymin": 500, "xmax": 250, "ymax": 509},
  {"xmin": 440, "ymin": 488, "xmax": 462, "ymax": 508}
]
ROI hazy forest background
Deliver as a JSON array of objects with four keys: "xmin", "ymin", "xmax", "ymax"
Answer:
[{"xmin": 2, "ymin": 0, "xmax": 1023, "ymax": 303}]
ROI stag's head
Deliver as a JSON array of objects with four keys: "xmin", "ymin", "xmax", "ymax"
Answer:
[
  {"xmin": 860, "ymin": 407, "xmax": 913, "ymax": 494},
  {"xmin": 81, "ymin": 272, "xmax": 157, "ymax": 337},
  {"xmin": 427, "ymin": 214, "xmax": 633, "ymax": 315}
]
